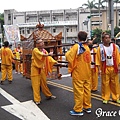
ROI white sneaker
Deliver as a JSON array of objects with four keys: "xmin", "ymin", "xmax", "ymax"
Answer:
[
  {"xmin": 46, "ymin": 95, "xmax": 57, "ymax": 100},
  {"xmin": 35, "ymin": 102, "xmax": 41, "ymax": 105},
  {"xmin": 70, "ymin": 110, "xmax": 84, "ymax": 116},
  {"xmin": 83, "ymin": 108, "xmax": 91, "ymax": 113},
  {"xmin": 15, "ymin": 72, "xmax": 18, "ymax": 74}
]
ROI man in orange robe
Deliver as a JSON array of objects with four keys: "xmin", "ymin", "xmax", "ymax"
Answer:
[
  {"xmin": 96, "ymin": 33, "xmax": 120, "ymax": 104},
  {"xmin": 88, "ymin": 40, "xmax": 98, "ymax": 92},
  {"xmin": 0, "ymin": 41, "xmax": 14, "ymax": 84},
  {"xmin": 13, "ymin": 43, "xmax": 23, "ymax": 74},
  {"xmin": 31, "ymin": 39, "xmax": 57, "ymax": 105},
  {"xmin": 66, "ymin": 31, "xmax": 91, "ymax": 116}
]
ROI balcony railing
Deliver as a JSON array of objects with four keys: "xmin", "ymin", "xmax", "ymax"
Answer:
[{"xmin": 17, "ymin": 21, "xmax": 78, "ymax": 28}]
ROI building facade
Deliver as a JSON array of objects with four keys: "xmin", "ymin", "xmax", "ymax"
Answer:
[{"xmin": 3, "ymin": 7, "xmax": 120, "ymax": 43}]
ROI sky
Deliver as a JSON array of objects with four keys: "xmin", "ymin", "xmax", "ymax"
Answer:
[{"xmin": 0, "ymin": 0, "xmax": 89, "ymax": 13}]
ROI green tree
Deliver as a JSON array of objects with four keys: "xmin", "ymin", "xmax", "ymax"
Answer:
[
  {"xmin": 82, "ymin": 0, "xmax": 97, "ymax": 31},
  {"xmin": 95, "ymin": 0, "xmax": 106, "ymax": 8},
  {"xmin": 113, "ymin": 0, "xmax": 120, "ymax": 27},
  {"xmin": 91, "ymin": 27, "xmax": 120, "ymax": 44},
  {"xmin": 104, "ymin": 30, "xmax": 111, "ymax": 35},
  {"xmin": 0, "ymin": 13, "xmax": 4, "ymax": 42},
  {"xmin": 94, "ymin": 0, "xmax": 106, "ymax": 28},
  {"xmin": 92, "ymin": 28, "xmax": 102, "ymax": 43},
  {"xmin": 82, "ymin": 0, "xmax": 97, "ymax": 14},
  {"xmin": 114, "ymin": 26, "xmax": 120, "ymax": 36}
]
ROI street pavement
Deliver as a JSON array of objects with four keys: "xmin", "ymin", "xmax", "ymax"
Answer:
[{"xmin": 0, "ymin": 68, "xmax": 120, "ymax": 120}]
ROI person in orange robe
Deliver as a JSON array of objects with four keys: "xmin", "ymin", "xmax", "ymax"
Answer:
[
  {"xmin": 96, "ymin": 33, "xmax": 120, "ymax": 104},
  {"xmin": 88, "ymin": 40, "xmax": 98, "ymax": 92},
  {"xmin": 13, "ymin": 43, "xmax": 23, "ymax": 74},
  {"xmin": 66, "ymin": 31, "xmax": 92, "ymax": 116},
  {"xmin": 31, "ymin": 39, "xmax": 57, "ymax": 105},
  {"xmin": 0, "ymin": 41, "xmax": 14, "ymax": 84}
]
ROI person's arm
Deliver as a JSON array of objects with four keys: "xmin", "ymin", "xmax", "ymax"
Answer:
[
  {"xmin": 65, "ymin": 44, "xmax": 77, "ymax": 63},
  {"xmin": 33, "ymin": 48, "xmax": 53, "ymax": 61},
  {"xmin": 95, "ymin": 47, "xmax": 101, "ymax": 75},
  {"xmin": 0, "ymin": 48, "xmax": 1, "ymax": 56},
  {"xmin": 10, "ymin": 49, "xmax": 15, "ymax": 59}
]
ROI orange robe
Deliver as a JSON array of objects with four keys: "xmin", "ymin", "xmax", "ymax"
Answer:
[
  {"xmin": 31, "ymin": 48, "xmax": 57, "ymax": 103},
  {"xmin": 96, "ymin": 43, "xmax": 120, "ymax": 101},
  {"xmin": 13, "ymin": 47, "xmax": 23, "ymax": 73},
  {"xmin": 0, "ymin": 47, "xmax": 14, "ymax": 81},
  {"xmin": 65, "ymin": 43, "xmax": 91, "ymax": 112}
]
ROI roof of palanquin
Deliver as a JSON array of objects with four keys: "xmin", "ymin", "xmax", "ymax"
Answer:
[
  {"xmin": 28, "ymin": 29, "xmax": 62, "ymax": 41},
  {"xmin": 20, "ymin": 34, "xmax": 27, "ymax": 41},
  {"xmin": 20, "ymin": 22, "xmax": 62, "ymax": 41}
]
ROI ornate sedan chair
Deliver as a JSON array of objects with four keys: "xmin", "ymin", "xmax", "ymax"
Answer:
[{"xmin": 20, "ymin": 23, "xmax": 64, "ymax": 80}]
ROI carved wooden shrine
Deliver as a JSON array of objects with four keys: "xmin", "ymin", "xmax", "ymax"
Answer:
[{"xmin": 20, "ymin": 22, "xmax": 65, "ymax": 80}]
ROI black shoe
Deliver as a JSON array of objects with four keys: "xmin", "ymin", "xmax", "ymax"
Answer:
[
  {"xmin": 8, "ymin": 81, "xmax": 12, "ymax": 84},
  {"xmin": 0, "ymin": 81, "xmax": 4, "ymax": 85}
]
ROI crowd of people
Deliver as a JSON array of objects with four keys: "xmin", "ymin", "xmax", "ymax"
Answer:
[
  {"xmin": 65, "ymin": 31, "xmax": 120, "ymax": 116},
  {"xmin": 0, "ymin": 31, "xmax": 120, "ymax": 117}
]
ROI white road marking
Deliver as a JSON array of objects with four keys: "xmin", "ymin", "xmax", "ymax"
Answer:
[
  {"xmin": 0, "ymin": 88, "xmax": 20, "ymax": 104},
  {"xmin": 0, "ymin": 88, "xmax": 50, "ymax": 120}
]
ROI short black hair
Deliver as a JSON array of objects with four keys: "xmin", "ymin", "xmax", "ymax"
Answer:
[
  {"xmin": 78, "ymin": 31, "xmax": 87, "ymax": 41},
  {"xmin": 4, "ymin": 41, "xmax": 9, "ymax": 47},
  {"xmin": 111, "ymin": 38, "xmax": 115, "ymax": 41},
  {"xmin": 93, "ymin": 41, "xmax": 98, "ymax": 44},
  {"xmin": 102, "ymin": 33, "xmax": 110, "ymax": 40}
]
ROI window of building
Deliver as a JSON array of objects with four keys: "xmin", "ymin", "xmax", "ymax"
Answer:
[
  {"xmin": 39, "ymin": 18, "xmax": 42, "ymax": 22},
  {"xmin": 26, "ymin": 17, "xmax": 29, "ymax": 21},
  {"xmin": 22, "ymin": 30, "xmax": 24, "ymax": 34},
  {"xmin": 119, "ymin": 20, "xmax": 120, "ymax": 26},
  {"xmin": 92, "ymin": 24, "xmax": 99, "ymax": 26},
  {"xmin": 53, "ymin": 28, "xmax": 56, "ymax": 33},
  {"xmin": 27, "ymin": 29, "xmax": 30, "ymax": 34},
  {"xmin": 20, "ymin": 30, "xmax": 22, "ymax": 34},
  {"xmin": 66, "ymin": 28, "xmax": 69, "ymax": 32},
  {"xmin": 66, "ymin": 15, "xmax": 69, "ymax": 20},
  {"xmin": 8, "ymin": 14, "xmax": 11, "ymax": 20}
]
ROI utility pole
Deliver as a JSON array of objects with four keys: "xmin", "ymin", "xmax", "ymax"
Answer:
[
  {"xmin": 0, "ymin": 23, "xmax": 3, "ymax": 44},
  {"xmin": 108, "ymin": 0, "xmax": 114, "ymax": 38},
  {"xmin": 77, "ymin": 8, "xmax": 80, "ymax": 33}
]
